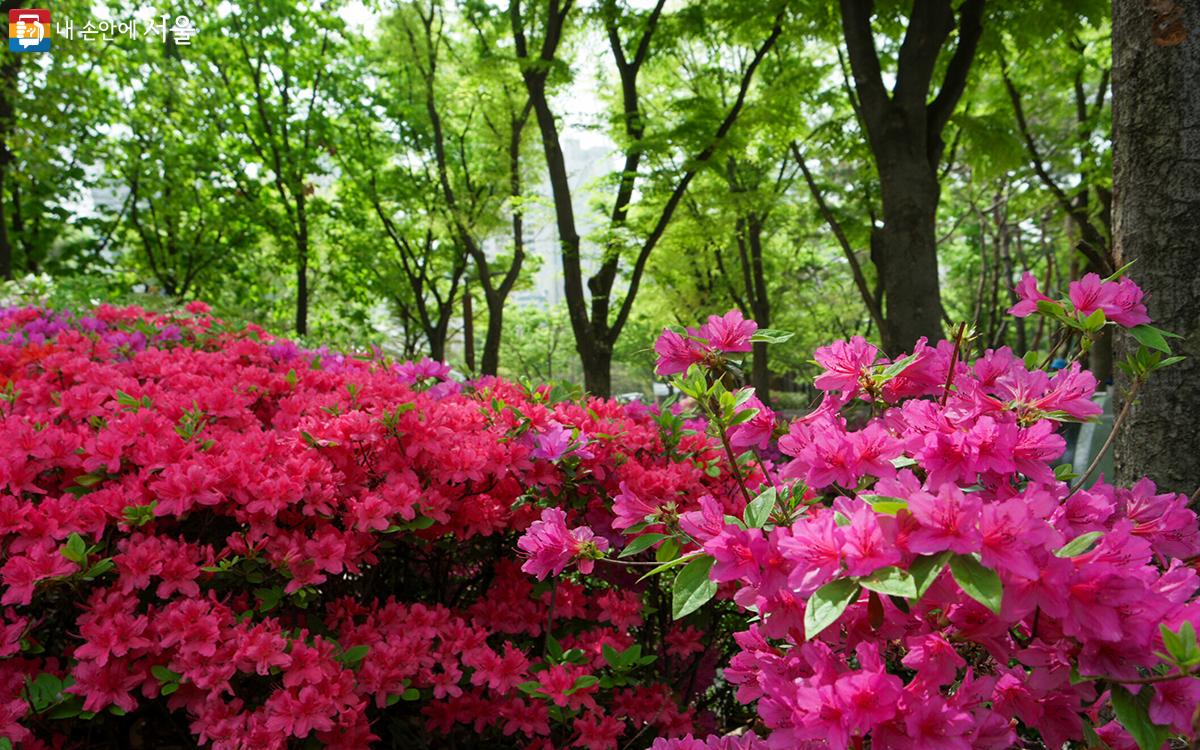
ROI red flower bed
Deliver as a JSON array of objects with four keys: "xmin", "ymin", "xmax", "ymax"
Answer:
[{"xmin": 0, "ymin": 303, "xmax": 747, "ymax": 749}]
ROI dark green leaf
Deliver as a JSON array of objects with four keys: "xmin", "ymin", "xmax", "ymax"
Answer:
[
  {"xmin": 672, "ymin": 556, "xmax": 718, "ymax": 619},
  {"xmin": 744, "ymin": 487, "xmax": 777, "ymax": 528},
  {"xmin": 804, "ymin": 579, "xmax": 860, "ymax": 640},
  {"xmin": 620, "ymin": 533, "xmax": 668, "ymax": 558},
  {"xmin": 1129, "ymin": 325, "xmax": 1172, "ymax": 354},
  {"xmin": 909, "ymin": 552, "xmax": 951, "ymax": 600},
  {"xmin": 949, "ymin": 554, "xmax": 1003, "ymax": 614},
  {"xmin": 1110, "ymin": 684, "xmax": 1171, "ymax": 750},
  {"xmin": 338, "ymin": 645, "xmax": 369, "ymax": 665}
]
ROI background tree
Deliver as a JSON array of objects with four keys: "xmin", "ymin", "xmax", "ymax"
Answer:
[
  {"xmin": 203, "ymin": 0, "xmax": 343, "ymax": 336},
  {"xmin": 830, "ymin": 0, "xmax": 984, "ymax": 354},
  {"xmin": 0, "ymin": 0, "xmax": 112, "ymax": 281},
  {"xmin": 389, "ymin": 0, "xmax": 535, "ymax": 375},
  {"xmin": 510, "ymin": 0, "xmax": 787, "ymax": 396},
  {"xmin": 109, "ymin": 41, "xmax": 257, "ymax": 299}
]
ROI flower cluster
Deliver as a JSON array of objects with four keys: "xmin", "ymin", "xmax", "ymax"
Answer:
[
  {"xmin": 532, "ymin": 298, "xmax": 1197, "ymax": 750},
  {"xmin": 0, "ymin": 304, "xmax": 746, "ymax": 749}
]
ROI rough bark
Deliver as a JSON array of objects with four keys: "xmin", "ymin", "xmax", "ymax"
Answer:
[
  {"xmin": 838, "ymin": 0, "xmax": 984, "ymax": 355},
  {"xmin": 1111, "ymin": 0, "xmax": 1200, "ymax": 494}
]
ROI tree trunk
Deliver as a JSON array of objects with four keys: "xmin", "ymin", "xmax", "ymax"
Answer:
[
  {"xmin": 0, "ymin": 51, "xmax": 19, "ymax": 282},
  {"xmin": 746, "ymin": 213, "xmax": 771, "ymax": 404},
  {"xmin": 1111, "ymin": 0, "xmax": 1200, "ymax": 494},
  {"xmin": 581, "ymin": 342, "xmax": 613, "ymax": 397},
  {"xmin": 481, "ymin": 294, "xmax": 504, "ymax": 376},
  {"xmin": 874, "ymin": 163, "xmax": 944, "ymax": 355},
  {"xmin": 463, "ymin": 287, "xmax": 476, "ymax": 372},
  {"xmin": 295, "ymin": 197, "xmax": 309, "ymax": 336}
]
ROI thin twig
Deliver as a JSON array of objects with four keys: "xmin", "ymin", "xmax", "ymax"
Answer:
[{"xmin": 1066, "ymin": 378, "xmax": 1143, "ymax": 498}]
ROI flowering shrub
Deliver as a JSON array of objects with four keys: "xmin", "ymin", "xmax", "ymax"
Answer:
[
  {"xmin": 524, "ymin": 272, "xmax": 1200, "ymax": 750},
  {"xmin": 0, "ymin": 303, "xmax": 751, "ymax": 748}
]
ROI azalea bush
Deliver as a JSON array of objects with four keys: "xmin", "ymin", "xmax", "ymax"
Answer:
[
  {"xmin": 523, "ymin": 270, "xmax": 1200, "ymax": 750},
  {"xmin": 1, "ymin": 268, "xmax": 1195, "ymax": 750},
  {"xmin": 0, "ymin": 303, "xmax": 752, "ymax": 749}
]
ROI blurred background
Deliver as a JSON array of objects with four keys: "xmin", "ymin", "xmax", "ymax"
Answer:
[{"xmin": 0, "ymin": 0, "xmax": 1114, "ymax": 403}]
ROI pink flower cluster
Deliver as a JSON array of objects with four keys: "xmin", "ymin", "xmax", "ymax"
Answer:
[
  {"xmin": 0, "ymin": 304, "xmax": 745, "ymax": 748},
  {"xmin": 1010, "ymin": 271, "xmax": 1150, "ymax": 327},
  {"xmin": 654, "ymin": 310, "xmax": 758, "ymax": 376},
  {"xmin": 598, "ymin": 292, "xmax": 1199, "ymax": 749}
]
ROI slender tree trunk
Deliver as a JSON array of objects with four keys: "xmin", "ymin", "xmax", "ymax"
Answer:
[
  {"xmin": 0, "ymin": 50, "xmax": 19, "ymax": 281},
  {"xmin": 1112, "ymin": 0, "xmax": 1200, "ymax": 494},
  {"xmin": 746, "ymin": 214, "xmax": 771, "ymax": 403},
  {"xmin": 463, "ymin": 286, "xmax": 476, "ymax": 373},
  {"xmin": 295, "ymin": 196, "xmax": 309, "ymax": 336}
]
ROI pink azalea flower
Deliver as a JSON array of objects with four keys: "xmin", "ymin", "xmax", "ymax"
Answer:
[
  {"xmin": 699, "ymin": 309, "xmax": 757, "ymax": 353},
  {"xmin": 813, "ymin": 336, "xmax": 878, "ymax": 393},
  {"xmin": 517, "ymin": 508, "xmax": 609, "ymax": 580},
  {"xmin": 1008, "ymin": 271, "xmax": 1053, "ymax": 318},
  {"xmin": 654, "ymin": 328, "xmax": 707, "ymax": 375}
]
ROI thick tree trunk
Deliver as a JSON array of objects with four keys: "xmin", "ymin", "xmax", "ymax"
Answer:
[
  {"xmin": 1111, "ymin": 0, "xmax": 1200, "ymax": 494},
  {"xmin": 581, "ymin": 342, "xmax": 613, "ymax": 398},
  {"xmin": 874, "ymin": 163, "xmax": 944, "ymax": 355}
]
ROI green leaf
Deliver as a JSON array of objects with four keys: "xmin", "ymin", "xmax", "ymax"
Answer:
[
  {"xmin": 401, "ymin": 687, "xmax": 420, "ymax": 700},
  {"xmin": 743, "ymin": 487, "xmax": 777, "ymax": 529},
  {"xmin": 804, "ymin": 579, "xmax": 860, "ymax": 640},
  {"xmin": 338, "ymin": 645, "xmax": 369, "ymax": 665},
  {"xmin": 1103, "ymin": 259, "xmax": 1137, "ymax": 282},
  {"xmin": 60, "ymin": 533, "xmax": 87, "ymax": 564},
  {"xmin": 881, "ymin": 351, "xmax": 920, "ymax": 379},
  {"xmin": 655, "ymin": 537, "xmax": 680, "ymax": 563},
  {"xmin": 858, "ymin": 566, "xmax": 918, "ymax": 598},
  {"xmin": 833, "ymin": 511, "xmax": 851, "ymax": 527},
  {"xmin": 908, "ymin": 552, "xmax": 950, "ymax": 601},
  {"xmin": 619, "ymin": 533, "xmax": 668, "ymax": 558},
  {"xmin": 602, "ymin": 644, "xmax": 621, "ymax": 669},
  {"xmin": 254, "ymin": 586, "xmax": 282, "ymax": 612},
  {"xmin": 727, "ymin": 406, "xmax": 759, "ymax": 426},
  {"xmin": 1129, "ymin": 325, "xmax": 1172, "ymax": 354},
  {"xmin": 750, "ymin": 328, "xmax": 794, "ymax": 344},
  {"xmin": 672, "ymin": 556, "xmax": 718, "ymax": 620},
  {"xmin": 636, "ymin": 551, "xmax": 701, "ymax": 582},
  {"xmin": 74, "ymin": 473, "xmax": 104, "ymax": 487},
  {"xmin": 1036, "ymin": 299, "xmax": 1075, "ymax": 327},
  {"xmin": 151, "ymin": 665, "xmax": 181, "ymax": 683},
  {"xmin": 1151, "ymin": 355, "xmax": 1186, "ymax": 372},
  {"xmin": 1110, "ymin": 684, "xmax": 1171, "ymax": 750},
  {"xmin": 1055, "ymin": 531, "xmax": 1104, "ymax": 558},
  {"xmin": 546, "ymin": 633, "xmax": 563, "ymax": 662},
  {"xmin": 568, "ymin": 675, "xmax": 599, "ymax": 694},
  {"xmin": 949, "ymin": 554, "xmax": 1003, "ymax": 614},
  {"xmin": 860, "ymin": 494, "xmax": 908, "ymax": 515},
  {"xmin": 1082, "ymin": 308, "xmax": 1107, "ymax": 332}
]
